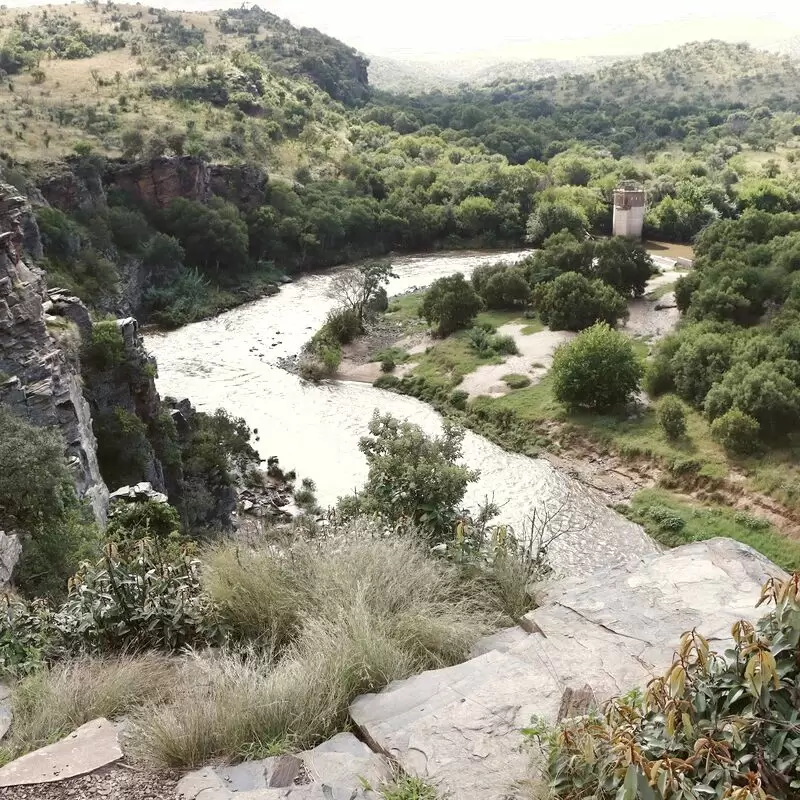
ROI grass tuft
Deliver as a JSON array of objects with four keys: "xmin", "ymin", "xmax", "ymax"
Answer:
[
  {"xmin": 132, "ymin": 533, "xmax": 493, "ymax": 767},
  {"xmin": 0, "ymin": 654, "xmax": 178, "ymax": 764}
]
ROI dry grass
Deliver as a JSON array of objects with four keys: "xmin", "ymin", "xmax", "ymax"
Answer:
[
  {"xmin": 132, "ymin": 534, "xmax": 494, "ymax": 767},
  {"xmin": 0, "ymin": 654, "xmax": 178, "ymax": 764}
]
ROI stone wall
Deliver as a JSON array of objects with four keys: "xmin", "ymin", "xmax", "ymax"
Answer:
[{"xmin": 0, "ymin": 184, "xmax": 108, "ymax": 522}]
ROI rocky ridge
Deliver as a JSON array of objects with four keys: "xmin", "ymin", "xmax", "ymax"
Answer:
[{"xmin": 0, "ymin": 183, "xmax": 108, "ymax": 521}]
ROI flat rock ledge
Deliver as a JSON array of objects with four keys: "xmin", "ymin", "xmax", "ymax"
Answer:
[
  {"xmin": 177, "ymin": 732, "xmax": 391, "ymax": 799},
  {"xmin": 0, "ymin": 718, "xmax": 122, "ymax": 787},
  {"xmin": 350, "ymin": 538, "xmax": 785, "ymax": 800}
]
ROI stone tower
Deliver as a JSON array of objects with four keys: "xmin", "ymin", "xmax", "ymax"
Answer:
[{"xmin": 612, "ymin": 182, "xmax": 646, "ymax": 239}]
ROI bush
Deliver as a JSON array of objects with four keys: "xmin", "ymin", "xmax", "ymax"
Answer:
[
  {"xmin": 503, "ymin": 374, "xmax": 531, "ymax": 389},
  {"xmin": 525, "ymin": 201, "xmax": 588, "ymax": 246},
  {"xmin": 450, "ymin": 389, "xmax": 469, "ymax": 409},
  {"xmin": 479, "ymin": 267, "xmax": 530, "ymax": 310},
  {"xmin": 381, "ymin": 357, "xmax": 396, "ymax": 373},
  {"xmin": 83, "ymin": 320, "xmax": 126, "ymax": 372},
  {"xmin": 0, "ymin": 408, "xmax": 98, "ymax": 598},
  {"xmin": 373, "ymin": 374, "xmax": 400, "ymax": 390},
  {"xmin": 551, "ymin": 323, "xmax": 643, "ymax": 411},
  {"xmin": 132, "ymin": 533, "xmax": 492, "ymax": 766},
  {"xmin": 55, "ymin": 544, "xmax": 226, "ymax": 654},
  {"xmin": 467, "ymin": 328, "xmax": 519, "ymax": 357},
  {"xmin": 343, "ymin": 412, "xmax": 478, "ymax": 541},
  {"xmin": 532, "ymin": 272, "xmax": 628, "ymax": 331},
  {"xmin": 656, "ymin": 395, "xmax": 687, "ymax": 440},
  {"xmin": 420, "ymin": 273, "xmax": 483, "ymax": 337},
  {"xmin": 95, "ymin": 407, "xmax": 154, "ymax": 490},
  {"xmin": 538, "ymin": 574, "xmax": 800, "ymax": 800},
  {"xmin": 0, "ymin": 655, "xmax": 177, "ymax": 763},
  {"xmin": 321, "ymin": 307, "xmax": 361, "ymax": 345},
  {"xmin": 710, "ymin": 408, "xmax": 761, "ymax": 455}
]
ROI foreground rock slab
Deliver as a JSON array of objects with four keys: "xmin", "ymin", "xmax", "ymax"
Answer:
[
  {"xmin": 176, "ymin": 732, "xmax": 391, "ymax": 799},
  {"xmin": 350, "ymin": 538, "xmax": 785, "ymax": 800},
  {"xmin": 0, "ymin": 718, "xmax": 122, "ymax": 787}
]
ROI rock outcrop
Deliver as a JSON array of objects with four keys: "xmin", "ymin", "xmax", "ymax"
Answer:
[
  {"xmin": 350, "ymin": 538, "xmax": 786, "ymax": 800},
  {"xmin": 106, "ymin": 156, "xmax": 212, "ymax": 209},
  {"xmin": 0, "ymin": 184, "xmax": 108, "ymax": 521},
  {"xmin": 177, "ymin": 732, "xmax": 391, "ymax": 800}
]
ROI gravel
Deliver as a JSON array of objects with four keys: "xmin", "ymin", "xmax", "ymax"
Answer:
[{"xmin": 0, "ymin": 764, "xmax": 181, "ymax": 800}]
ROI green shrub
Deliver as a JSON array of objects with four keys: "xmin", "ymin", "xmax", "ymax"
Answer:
[
  {"xmin": 532, "ymin": 272, "xmax": 628, "ymax": 331},
  {"xmin": 83, "ymin": 320, "xmax": 126, "ymax": 372},
  {"xmin": 503, "ymin": 374, "xmax": 531, "ymax": 389},
  {"xmin": 342, "ymin": 412, "xmax": 478, "ymax": 541},
  {"xmin": 537, "ymin": 574, "xmax": 800, "ymax": 800},
  {"xmin": 374, "ymin": 374, "xmax": 401, "ymax": 390},
  {"xmin": 421, "ymin": 274, "xmax": 483, "ymax": 337},
  {"xmin": 55, "ymin": 544, "xmax": 226, "ymax": 655},
  {"xmin": 710, "ymin": 408, "xmax": 761, "ymax": 454},
  {"xmin": 642, "ymin": 504, "xmax": 686, "ymax": 531},
  {"xmin": 450, "ymin": 389, "xmax": 469, "ymax": 409},
  {"xmin": 321, "ymin": 307, "xmax": 361, "ymax": 345},
  {"xmin": 381, "ymin": 357, "xmax": 396, "ymax": 373},
  {"xmin": 656, "ymin": 395, "xmax": 687, "ymax": 440},
  {"xmin": 551, "ymin": 323, "xmax": 643, "ymax": 411}
]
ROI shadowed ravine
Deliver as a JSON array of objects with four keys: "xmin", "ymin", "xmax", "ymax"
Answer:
[{"xmin": 146, "ymin": 250, "xmax": 657, "ymax": 573}]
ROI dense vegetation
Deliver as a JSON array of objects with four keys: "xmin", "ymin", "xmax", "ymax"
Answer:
[
  {"xmin": 536, "ymin": 573, "xmax": 800, "ymax": 799},
  {"xmin": 2, "ymin": 5, "xmax": 800, "ymax": 327}
]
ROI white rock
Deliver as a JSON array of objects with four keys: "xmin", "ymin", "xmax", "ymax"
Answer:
[
  {"xmin": 349, "ymin": 539, "xmax": 785, "ymax": 800},
  {"xmin": 0, "ymin": 718, "xmax": 121, "ymax": 787}
]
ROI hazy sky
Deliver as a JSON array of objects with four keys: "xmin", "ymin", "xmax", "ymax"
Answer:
[{"xmin": 6, "ymin": 0, "xmax": 800, "ymax": 58}]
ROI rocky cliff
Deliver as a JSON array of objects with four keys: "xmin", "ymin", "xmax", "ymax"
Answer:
[{"xmin": 0, "ymin": 184, "xmax": 108, "ymax": 521}]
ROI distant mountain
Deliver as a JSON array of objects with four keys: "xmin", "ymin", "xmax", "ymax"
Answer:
[{"xmin": 367, "ymin": 53, "xmax": 624, "ymax": 93}]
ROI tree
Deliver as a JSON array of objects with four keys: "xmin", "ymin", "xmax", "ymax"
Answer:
[
  {"xmin": 670, "ymin": 332, "xmax": 734, "ymax": 406},
  {"xmin": 591, "ymin": 237, "xmax": 654, "ymax": 297},
  {"xmin": 657, "ymin": 395, "xmax": 687, "ymax": 440},
  {"xmin": 532, "ymin": 272, "xmax": 628, "ymax": 331},
  {"xmin": 347, "ymin": 412, "xmax": 478, "ymax": 540},
  {"xmin": 525, "ymin": 202, "xmax": 588, "ymax": 246},
  {"xmin": 326, "ymin": 261, "xmax": 396, "ymax": 328},
  {"xmin": 480, "ymin": 267, "xmax": 531, "ymax": 310},
  {"xmin": 551, "ymin": 323, "xmax": 643, "ymax": 411},
  {"xmin": 710, "ymin": 408, "xmax": 760, "ymax": 454},
  {"xmin": 454, "ymin": 196, "xmax": 498, "ymax": 237},
  {"xmin": 121, "ymin": 129, "xmax": 145, "ymax": 160},
  {"xmin": 421, "ymin": 273, "xmax": 483, "ymax": 336}
]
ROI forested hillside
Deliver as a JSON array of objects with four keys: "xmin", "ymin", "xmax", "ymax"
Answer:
[{"xmin": 1, "ymin": 5, "xmax": 800, "ymax": 330}]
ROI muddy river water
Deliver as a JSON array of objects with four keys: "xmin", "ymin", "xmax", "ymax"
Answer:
[{"xmin": 146, "ymin": 250, "xmax": 663, "ymax": 573}]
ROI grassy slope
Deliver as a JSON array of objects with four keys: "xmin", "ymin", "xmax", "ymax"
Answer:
[{"xmin": 0, "ymin": 3, "xmax": 350, "ymax": 178}]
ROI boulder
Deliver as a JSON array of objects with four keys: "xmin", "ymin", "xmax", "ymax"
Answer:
[
  {"xmin": 0, "ymin": 718, "xmax": 122, "ymax": 787},
  {"xmin": 0, "ymin": 531, "xmax": 21, "ymax": 588},
  {"xmin": 349, "ymin": 539, "xmax": 785, "ymax": 800},
  {"xmin": 108, "ymin": 482, "xmax": 168, "ymax": 504}
]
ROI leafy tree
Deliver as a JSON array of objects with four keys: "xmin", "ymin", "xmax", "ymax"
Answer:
[
  {"xmin": 162, "ymin": 198, "xmax": 249, "ymax": 278},
  {"xmin": 591, "ymin": 237, "xmax": 654, "ymax": 297},
  {"xmin": 421, "ymin": 273, "xmax": 483, "ymax": 336},
  {"xmin": 345, "ymin": 412, "xmax": 478, "ymax": 540},
  {"xmin": 0, "ymin": 407, "xmax": 98, "ymax": 598},
  {"xmin": 326, "ymin": 261, "xmax": 396, "ymax": 327},
  {"xmin": 454, "ymin": 196, "xmax": 498, "ymax": 237},
  {"xmin": 532, "ymin": 272, "xmax": 628, "ymax": 331},
  {"xmin": 551, "ymin": 323, "xmax": 643, "ymax": 411},
  {"xmin": 657, "ymin": 395, "xmax": 687, "ymax": 440},
  {"xmin": 670, "ymin": 332, "xmax": 733, "ymax": 406},
  {"xmin": 480, "ymin": 267, "xmax": 531, "ymax": 310},
  {"xmin": 710, "ymin": 408, "xmax": 760, "ymax": 454},
  {"xmin": 525, "ymin": 202, "xmax": 588, "ymax": 246}
]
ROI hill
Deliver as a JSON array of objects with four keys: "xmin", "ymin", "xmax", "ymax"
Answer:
[
  {"xmin": 0, "ymin": 2, "xmax": 364, "ymax": 174},
  {"xmin": 367, "ymin": 53, "xmax": 622, "ymax": 93}
]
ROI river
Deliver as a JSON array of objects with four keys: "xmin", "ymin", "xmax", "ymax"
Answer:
[{"xmin": 145, "ymin": 250, "xmax": 658, "ymax": 574}]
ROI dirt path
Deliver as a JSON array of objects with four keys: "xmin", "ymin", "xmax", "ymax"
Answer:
[{"xmin": 0, "ymin": 764, "xmax": 181, "ymax": 800}]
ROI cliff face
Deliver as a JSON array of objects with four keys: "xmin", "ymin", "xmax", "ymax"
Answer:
[{"xmin": 0, "ymin": 184, "xmax": 108, "ymax": 522}]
